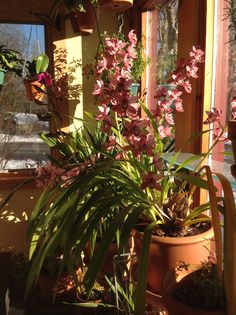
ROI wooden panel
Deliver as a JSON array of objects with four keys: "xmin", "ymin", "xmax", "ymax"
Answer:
[
  {"xmin": 175, "ymin": 0, "xmax": 206, "ymax": 153},
  {"xmin": 138, "ymin": 0, "xmax": 170, "ymax": 10},
  {"xmin": 0, "ymin": 0, "xmax": 55, "ymax": 23}
]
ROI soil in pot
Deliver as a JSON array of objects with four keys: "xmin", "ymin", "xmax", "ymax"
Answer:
[
  {"xmin": 133, "ymin": 218, "xmax": 214, "ymax": 294},
  {"xmin": 74, "ymin": 287, "xmax": 117, "ymax": 315},
  {"xmin": 162, "ymin": 265, "xmax": 226, "ymax": 315}
]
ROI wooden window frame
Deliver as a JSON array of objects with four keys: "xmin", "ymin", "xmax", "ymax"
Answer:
[{"xmin": 139, "ymin": 0, "xmax": 207, "ymax": 154}]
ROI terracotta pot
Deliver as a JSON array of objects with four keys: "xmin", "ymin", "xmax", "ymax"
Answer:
[
  {"xmin": 70, "ymin": 2, "xmax": 98, "ymax": 35},
  {"xmin": 37, "ymin": 271, "xmax": 75, "ymax": 304},
  {"xmin": 23, "ymin": 79, "xmax": 46, "ymax": 103},
  {"xmin": 228, "ymin": 120, "xmax": 236, "ymax": 178},
  {"xmin": 99, "ymin": 0, "xmax": 133, "ymax": 12},
  {"xmin": 162, "ymin": 267, "xmax": 226, "ymax": 315},
  {"xmin": 133, "ymin": 222, "xmax": 214, "ymax": 294},
  {"xmin": 130, "ymin": 82, "xmax": 140, "ymax": 96}
]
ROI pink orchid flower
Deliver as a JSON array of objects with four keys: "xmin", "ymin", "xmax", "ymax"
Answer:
[
  {"xmin": 189, "ymin": 46, "xmax": 205, "ymax": 64},
  {"xmin": 141, "ymin": 172, "xmax": 161, "ymax": 190},
  {"xmin": 203, "ymin": 108, "xmax": 222, "ymax": 124},
  {"xmin": 158, "ymin": 126, "xmax": 173, "ymax": 139},
  {"xmin": 128, "ymin": 30, "xmax": 138, "ymax": 45},
  {"xmin": 93, "ymin": 79, "xmax": 104, "ymax": 95},
  {"xmin": 37, "ymin": 71, "xmax": 52, "ymax": 86}
]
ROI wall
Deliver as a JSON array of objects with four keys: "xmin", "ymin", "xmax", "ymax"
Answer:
[{"xmin": 0, "ymin": 186, "xmax": 42, "ymax": 253}]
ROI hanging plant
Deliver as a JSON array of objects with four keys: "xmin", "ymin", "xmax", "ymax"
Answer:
[
  {"xmin": 23, "ymin": 53, "xmax": 52, "ymax": 104},
  {"xmin": 69, "ymin": 0, "xmax": 99, "ymax": 35},
  {"xmin": 0, "ymin": 45, "xmax": 23, "ymax": 87},
  {"xmin": 50, "ymin": 0, "xmax": 99, "ymax": 35}
]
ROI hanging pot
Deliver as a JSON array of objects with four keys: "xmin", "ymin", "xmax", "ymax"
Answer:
[
  {"xmin": 99, "ymin": 0, "xmax": 133, "ymax": 12},
  {"xmin": 23, "ymin": 79, "xmax": 46, "ymax": 103},
  {"xmin": 70, "ymin": 2, "xmax": 98, "ymax": 35},
  {"xmin": 130, "ymin": 82, "xmax": 140, "ymax": 96},
  {"xmin": 162, "ymin": 266, "xmax": 226, "ymax": 315},
  {"xmin": 0, "ymin": 69, "xmax": 6, "ymax": 86},
  {"xmin": 227, "ymin": 120, "xmax": 236, "ymax": 178},
  {"xmin": 133, "ymin": 218, "xmax": 214, "ymax": 295}
]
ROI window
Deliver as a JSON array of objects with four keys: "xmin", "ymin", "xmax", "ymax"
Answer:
[
  {"xmin": 0, "ymin": 23, "xmax": 50, "ymax": 170},
  {"xmin": 142, "ymin": 1, "xmax": 178, "ymax": 124}
]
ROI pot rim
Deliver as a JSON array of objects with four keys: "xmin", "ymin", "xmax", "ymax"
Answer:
[
  {"xmin": 162, "ymin": 266, "xmax": 225, "ymax": 315},
  {"xmin": 133, "ymin": 215, "xmax": 214, "ymax": 245}
]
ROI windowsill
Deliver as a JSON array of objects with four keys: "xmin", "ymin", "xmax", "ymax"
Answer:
[{"xmin": 0, "ymin": 169, "xmax": 37, "ymax": 190}]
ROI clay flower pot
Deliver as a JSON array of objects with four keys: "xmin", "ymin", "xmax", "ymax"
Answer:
[
  {"xmin": 37, "ymin": 271, "xmax": 76, "ymax": 304},
  {"xmin": 228, "ymin": 120, "xmax": 236, "ymax": 178},
  {"xmin": 70, "ymin": 2, "xmax": 98, "ymax": 35},
  {"xmin": 162, "ymin": 267, "xmax": 225, "ymax": 315},
  {"xmin": 23, "ymin": 79, "xmax": 46, "ymax": 103},
  {"xmin": 133, "ymin": 222, "xmax": 214, "ymax": 294},
  {"xmin": 99, "ymin": 0, "xmax": 133, "ymax": 12}
]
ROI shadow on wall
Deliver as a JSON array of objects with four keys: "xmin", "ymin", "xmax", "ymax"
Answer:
[{"xmin": 0, "ymin": 188, "xmax": 42, "ymax": 253}]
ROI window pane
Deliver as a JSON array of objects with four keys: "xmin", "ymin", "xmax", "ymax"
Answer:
[
  {"xmin": 157, "ymin": 0, "xmax": 178, "ymax": 85},
  {"xmin": 0, "ymin": 23, "xmax": 50, "ymax": 170}
]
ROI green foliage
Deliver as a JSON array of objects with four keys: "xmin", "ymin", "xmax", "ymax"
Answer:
[
  {"xmin": 131, "ymin": 41, "xmax": 149, "ymax": 82},
  {"xmin": 0, "ymin": 44, "xmax": 23, "ymax": 75},
  {"xmin": 25, "ymin": 53, "xmax": 49, "ymax": 78}
]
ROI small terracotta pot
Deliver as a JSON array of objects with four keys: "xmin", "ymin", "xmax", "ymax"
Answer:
[
  {"xmin": 133, "ymin": 222, "xmax": 214, "ymax": 294},
  {"xmin": 99, "ymin": 0, "xmax": 133, "ymax": 12},
  {"xmin": 38, "ymin": 272, "xmax": 75, "ymax": 304},
  {"xmin": 162, "ymin": 267, "xmax": 225, "ymax": 315},
  {"xmin": 228, "ymin": 120, "xmax": 236, "ymax": 178},
  {"xmin": 70, "ymin": 2, "xmax": 98, "ymax": 35},
  {"xmin": 23, "ymin": 79, "xmax": 46, "ymax": 103}
]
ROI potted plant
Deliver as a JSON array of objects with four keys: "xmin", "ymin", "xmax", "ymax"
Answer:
[
  {"xmin": 23, "ymin": 53, "xmax": 51, "ymax": 103},
  {"xmin": 0, "ymin": 45, "xmax": 22, "ymax": 86},
  {"xmin": 9, "ymin": 252, "xmax": 31, "ymax": 309},
  {"xmin": 161, "ymin": 169, "xmax": 236, "ymax": 315},
  {"xmin": 21, "ymin": 31, "xmax": 227, "ymax": 315},
  {"xmin": 50, "ymin": 0, "xmax": 99, "ymax": 35}
]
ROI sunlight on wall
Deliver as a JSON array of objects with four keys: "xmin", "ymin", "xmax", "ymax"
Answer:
[
  {"xmin": 65, "ymin": 20, "xmax": 83, "ymax": 131},
  {"xmin": 0, "ymin": 188, "xmax": 42, "ymax": 253}
]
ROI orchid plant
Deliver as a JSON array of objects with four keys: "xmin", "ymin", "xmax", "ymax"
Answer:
[
  {"xmin": 24, "ymin": 53, "xmax": 52, "ymax": 86},
  {"xmin": 88, "ymin": 30, "xmax": 226, "ymax": 234},
  {"xmin": 24, "ymin": 30, "xmax": 228, "ymax": 314}
]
